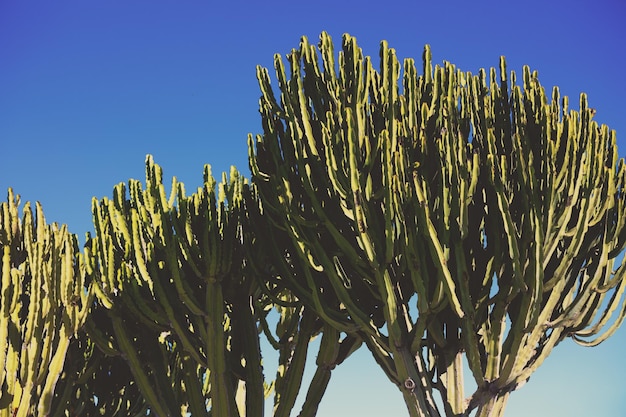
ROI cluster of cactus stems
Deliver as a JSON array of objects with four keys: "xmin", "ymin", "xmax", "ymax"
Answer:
[
  {"xmin": 0, "ymin": 190, "xmax": 92, "ymax": 416},
  {"xmin": 249, "ymin": 32, "xmax": 626, "ymax": 417},
  {"xmin": 2, "ymin": 159, "xmax": 357, "ymax": 416},
  {"xmin": 1, "ymin": 31, "xmax": 626, "ymax": 416},
  {"xmin": 85, "ymin": 157, "xmax": 352, "ymax": 417}
]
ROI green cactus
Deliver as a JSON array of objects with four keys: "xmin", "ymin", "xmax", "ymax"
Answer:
[
  {"xmin": 86, "ymin": 157, "xmax": 249, "ymax": 416},
  {"xmin": 3, "ymin": 30, "xmax": 624, "ymax": 417},
  {"xmin": 87, "ymin": 156, "xmax": 349, "ymax": 416},
  {"xmin": 248, "ymin": 32, "xmax": 626, "ymax": 416},
  {"xmin": 0, "ymin": 189, "xmax": 93, "ymax": 417}
]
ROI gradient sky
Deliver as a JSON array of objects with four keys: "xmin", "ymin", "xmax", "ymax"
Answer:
[{"xmin": 1, "ymin": 1, "xmax": 625, "ymax": 416}]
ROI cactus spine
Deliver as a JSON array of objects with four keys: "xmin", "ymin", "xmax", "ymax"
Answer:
[{"xmin": 249, "ymin": 32, "xmax": 626, "ymax": 416}]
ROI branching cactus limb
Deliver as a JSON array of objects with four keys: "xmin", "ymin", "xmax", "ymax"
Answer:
[
  {"xmin": 295, "ymin": 323, "xmax": 362, "ymax": 417},
  {"xmin": 249, "ymin": 32, "xmax": 626, "ymax": 416},
  {"xmin": 0, "ymin": 189, "xmax": 93, "ymax": 417}
]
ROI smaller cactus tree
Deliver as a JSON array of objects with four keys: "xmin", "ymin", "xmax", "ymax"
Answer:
[
  {"xmin": 248, "ymin": 32, "xmax": 626, "ymax": 417},
  {"xmin": 86, "ymin": 157, "xmax": 270, "ymax": 416},
  {"xmin": 86, "ymin": 156, "xmax": 359, "ymax": 416}
]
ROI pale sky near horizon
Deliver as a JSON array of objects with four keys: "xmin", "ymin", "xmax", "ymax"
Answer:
[{"xmin": 1, "ymin": 1, "xmax": 625, "ymax": 416}]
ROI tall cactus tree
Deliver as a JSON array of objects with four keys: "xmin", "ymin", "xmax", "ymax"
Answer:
[
  {"xmin": 248, "ymin": 32, "xmax": 626, "ymax": 416},
  {"xmin": 0, "ymin": 189, "xmax": 93, "ymax": 417}
]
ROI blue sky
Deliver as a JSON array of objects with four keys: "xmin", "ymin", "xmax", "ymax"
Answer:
[{"xmin": 1, "ymin": 1, "xmax": 625, "ymax": 415}]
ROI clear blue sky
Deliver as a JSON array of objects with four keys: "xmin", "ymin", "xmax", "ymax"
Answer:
[{"xmin": 1, "ymin": 1, "xmax": 625, "ymax": 415}]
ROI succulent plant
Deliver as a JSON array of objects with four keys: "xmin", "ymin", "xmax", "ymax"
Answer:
[
  {"xmin": 248, "ymin": 32, "xmax": 626, "ymax": 416},
  {"xmin": 0, "ymin": 190, "xmax": 93, "ymax": 416}
]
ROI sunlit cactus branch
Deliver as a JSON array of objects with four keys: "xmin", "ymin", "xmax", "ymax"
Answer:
[{"xmin": 0, "ymin": 189, "xmax": 93, "ymax": 417}]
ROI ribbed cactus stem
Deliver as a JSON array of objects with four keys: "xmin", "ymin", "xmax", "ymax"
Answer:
[{"xmin": 205, "ymin": 281, "xmax": 237, "ymax": 417}]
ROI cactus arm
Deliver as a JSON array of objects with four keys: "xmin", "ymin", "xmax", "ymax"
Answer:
[
  {"xmin": 0, "ymin": 246, "xmax": 12, "ymax": 389},
  {"xmin": 179, "ymin": 355, "xmax": 210, "ymax": 417},
  {"xmin": 412, "ymin": 174, "xmax": 465, "ymax": 317},
  {"xmin": 204, "ymin": 280, "xmax": 238, "ymax": 417},
  {"xmin": 235, "ymin": 298, "xmax": 265, "ymax": 417},
  {"xmin": 36, "ymin": 322, "xmax": 71, "ymax": 415}
]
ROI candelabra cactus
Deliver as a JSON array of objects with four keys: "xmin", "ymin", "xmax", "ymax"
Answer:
[
  {"xmin": 0, "ymin": 189, "xmax": 93, "ymax": 417},
  {"xmin": 87, "ymin": 157, "xmax": 257, "ymax": 416},
  {"xmin": 88, "ymin": 156, "xmax": 352, "ymax": 416},
  {"xmin": 249, "ymin": 32, "xmax": 626, "ymax": 417},
  {"xmin": 3, "ymin": 30, "xmax": 624, "ymax": 417}
]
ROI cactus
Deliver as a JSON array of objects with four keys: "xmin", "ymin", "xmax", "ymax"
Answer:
[
  {"xmin": 87, "ymin": 156, "xmax": 350, "ymax": 416},
  {"xmin": 0, "ymin": 189, "xmax": 93, "ymax": 416},
  {"xmin": 86, "ymin": 157, "xmax": 251, "ymax": 416},
  {"xmin": 249, "ymin": 32, "xmax": 626, "ymax": 416},
  {"xmin": 3, "ymin": 31, "xmax": 624, "ymax": 417}
]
